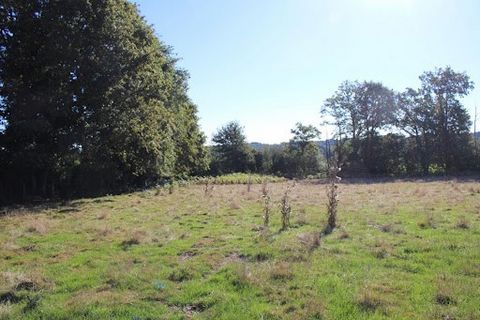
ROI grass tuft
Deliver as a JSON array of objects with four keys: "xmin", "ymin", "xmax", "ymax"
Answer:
[
  {"xmin": 120, "ymin": 238, "xmax": 140, "ymax": 250},
  {"xmin": 298, "ymin": 232, "xmax": 321, "ymax": 252},
  {"xmin": 270, "ymin": 262, "xmax": 294, "ymax": 281},
  {"xmin": 357, "ymin": 286, "xmax": 385, "ymax": 313},
  {"xmin": 168, "ymin": 268, "xmax": 193, "ymax": 282},
  {"xmin": 26, "ymin": 220, "xmax": 48, "ymax": 234},
  {"xmin": 435, "ymin": 277, "xmax": 457, "ymax": 306},
  {"xmin": 280, "ymin": 185, "xmax": 293, "ymax": 231},
  {"xmin": 338, "ymin": 229, "xmax": 350, "ymax": 239},
  {"xmin": 418, "ymin": 212, "xmax": 436, "ymax": 229},
  {"xmin": 455, "ymin": 216, "xmax": 470, "ymax": 229},
  {"xmin": 0, "ymin": 303, "xmax": 13, "ymax": 320}
]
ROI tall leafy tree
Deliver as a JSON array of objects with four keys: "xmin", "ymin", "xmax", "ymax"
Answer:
[
  {"xmin": 287, "ymin": 122, "xmax": 322, "ymax": 178},
  {"xmin": 322, "ymin": 81, "xmax": 395, "ymax": 174},
  {"xmin": 1, "ymin": 0, "xmax": 85, "ymax": 198},
  {"xmin": 322, "ymin": 81, "xmax": 361, "ymax": 162},
  {"xmin": 0, "ymin": 0, "xmax": 208, "ymax": 201},
  {"xmin": 356, "ymin": 81, "xmax": 396, "ymax": 172},
  {"xmin": 397, "ymin": 88, "xmax": 435, "ymax": 174},
  {"xmin": 211, "ymin": 121, "xmax": 253, "ymax": 174},
  {"xmin": 419, "ymin": 67, "xmax": 474, "ymax": 172}
]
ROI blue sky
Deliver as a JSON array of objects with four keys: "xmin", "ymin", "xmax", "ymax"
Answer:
[{"xmin": 135, "ymin": 0, "xmax": 480, "ymax": 143}]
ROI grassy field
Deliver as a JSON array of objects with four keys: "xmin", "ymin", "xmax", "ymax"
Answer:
[{"xmin": 1, "ymin": 179, "xmax": 479, "ymax": 319}]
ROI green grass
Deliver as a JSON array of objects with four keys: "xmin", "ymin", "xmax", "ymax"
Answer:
[
  {"xmin": 1, "ymin": 179, "xmax": 479, "ymax": 319},
  {"xmin": 194, "ymin": 173, "xmax": 286, "ymax": 185}
]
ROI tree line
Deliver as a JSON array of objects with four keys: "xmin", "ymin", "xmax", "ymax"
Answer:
[
  {"xmin": 209, "ymin": 121, "xmax": 325, "ymax": 179},
  {"xmin": 1, "ymin": 1, "xmax": 478, "ymax": 205},
  {"xmin": 210, "ymin": 67, "xmax": 479, "ymax": 178},
  {"xmin": 0, "ymin": 0, "xmax": 208, "ymax": 204}
]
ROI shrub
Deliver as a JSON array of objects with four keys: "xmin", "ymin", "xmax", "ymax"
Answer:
[
  {"xmin": 247, "ymin": 175, "xmax": 253, "ymax": 192},
  {"xmin": 262, "ymin": 180, "xmax": 272, "ymax": 227},
  {"xmin": 325, "ymin": 165, "xmax": 341, "ymax": 234},
  {"xmin": 204, "ymin": 178, "xmax": 214, "ymax": 196},
  {"xmin": 280, "ymin": 185, "xmax": 293, "ymax": 231}
]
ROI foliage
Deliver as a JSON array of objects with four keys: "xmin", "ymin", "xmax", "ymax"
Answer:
[
  {"xmin": 280, "ymin": 184, "xmax": 293, "ymax": 231},
  {"xmin": 261, "ymin": 180, "xmax": 271, "ymax": 227},
  {"xmin": 323, "ymin": 67, "xmax": 475, "ymax": 177},
  {"xmin": 285, "ymin": 123, "xmax": 322, "ymax": 178},
  {"xmin": 419, "ymin": 66, "xmax": 474, "ymax": 172},
  {"xmin": 325, "ymin": 165, "xmax": 340, "ymax": 234},
  {"xmin": 0, "ymin": 0, "xmax": 207, "ymax": 203},
  {"xmin": 195, "ymin": 173, "xmax": 285, "ymax": 185},
  {"xmin": 210, "ymin": 121, "xmax": 254, "ymax": 175}
]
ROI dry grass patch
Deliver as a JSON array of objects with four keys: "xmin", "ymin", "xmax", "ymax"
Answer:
[
  {"xmin": 298, "ymin": 298, "xmax": 326, "ymax": 319},
  {"xmin": 419, "ymin": 212, "xmax": 436, "ymax": 229},
  {"xmin": 0, "ymin": 303, "xmax": 13, "ymax": 320},
  {"xmin": 270, "ymin": 262, "xmax": 294, "ymax": 281},
  {"xmin": 168, "ymin": 267, "xmax": 194, "ymax": 282},
  {"xmin": 380, "ymin": 223, "xmax": 393, "ymax": 233},
  {"xmin": 120, "ymin": 230, "xmax": 148, "ymax": 250},
  {"xmin": 435, "ymin": 276, "xmax": 456, "ymax": 306},
  {"xmin": 413, "ymin": 188, "xmax": 427, "ymax": 197},
  {"xmin": 1, "ymin": 272, "xmax": 46, "ymax": 292},
  {"xmin": 380, "ymin": 222, "xmax": 406, "ymax": 234},
  {"xmin": 430, "ymin": 309, "xmax": 457, "ymax": 320},
  {"xmin": 67, "ymin": 289, "xmax": 138, "ymax": 307},
  {"xmin": 232, "ymin": 263, "xmax": 254, "ymax": 288},
  {"xmin": 357, "ymin": 285, "xmax": 388, "ymax": 313},
  {"xmin": 455, "ymin": 216, "xmax": 470, "ymax": 229},
  {"xmin": 96, "ymin": 212, "xmax": 108, "ymax": 220},
  {"xmin": 338, "ymin": 229, "xmax": 350, "ymax": 239},
  {"xmin": 294, "ymin": 207, "xmax": 308, "ymax": 226},
  {"xmin": 373, "ymin": 240, "xmax": 391, "ymax": 259},
  {"xmin": 468, "ymin": 186, "xmax": 480, "ymax": 194},
  {"xmin": 26, "ymin": 219, "xmax": 49, "ymax": 235},
  {"xmin": 228, "ymin": 200, "xmax": 242, "ymax": 210},
  {"xmin": 298, "ymin": 232, "xmax": 321, "ymax": 253},
  {"xmin": 95, "ymin": 225, "xmax": 112, "ymax": 238}
]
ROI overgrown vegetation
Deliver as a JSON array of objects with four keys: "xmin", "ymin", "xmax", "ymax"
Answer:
[
  {"xmin": 280, "ymin": 184, "xmax": 293, "ymax": 231},
  {"xmin": 325, "ymin": 165, "xmax": 341, "ymax": 234},
  {"xmin": 261, "ymin": 180, "xmax": 271, "ymax": 228}
]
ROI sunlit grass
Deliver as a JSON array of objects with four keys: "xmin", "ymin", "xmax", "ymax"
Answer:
[
  {"xmin": 195, "ymin": 173, "xmax": 286, "ymax": 185},
  {"xmin": 1, "ymin": 179, "xmax": 479, "ymax": 319}
]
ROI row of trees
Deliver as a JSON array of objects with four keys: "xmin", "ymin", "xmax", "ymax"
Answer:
[
  {"xmin": 0, "ymin": 2, "xmax": 477, "ymax": 204},
  {"xmin": 210, "ymin": 67, "xmax": 478, "ymax": 178},
  {"xmin": 210, "ymin": 121, "xmax": 324, "ymax": 178},
  {"xmin": 324, "ymin": 67, "xmax": 476, "ymax": 175},
  {"xmin": 0, "ymin": 0, "xmax": 208, "ymax": 203}
]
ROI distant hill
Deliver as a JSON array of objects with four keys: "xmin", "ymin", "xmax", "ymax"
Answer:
[
  {"xmin": 251, "ymin": 133, "xmax": 480, "ymax": 154},
  {"xmin": 249, "ymin": 140, "xmax": 336, "ymax": 155},
  {"xmin": 249, "ymin": 142, "xmax": 284, "ymax": 152}
]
